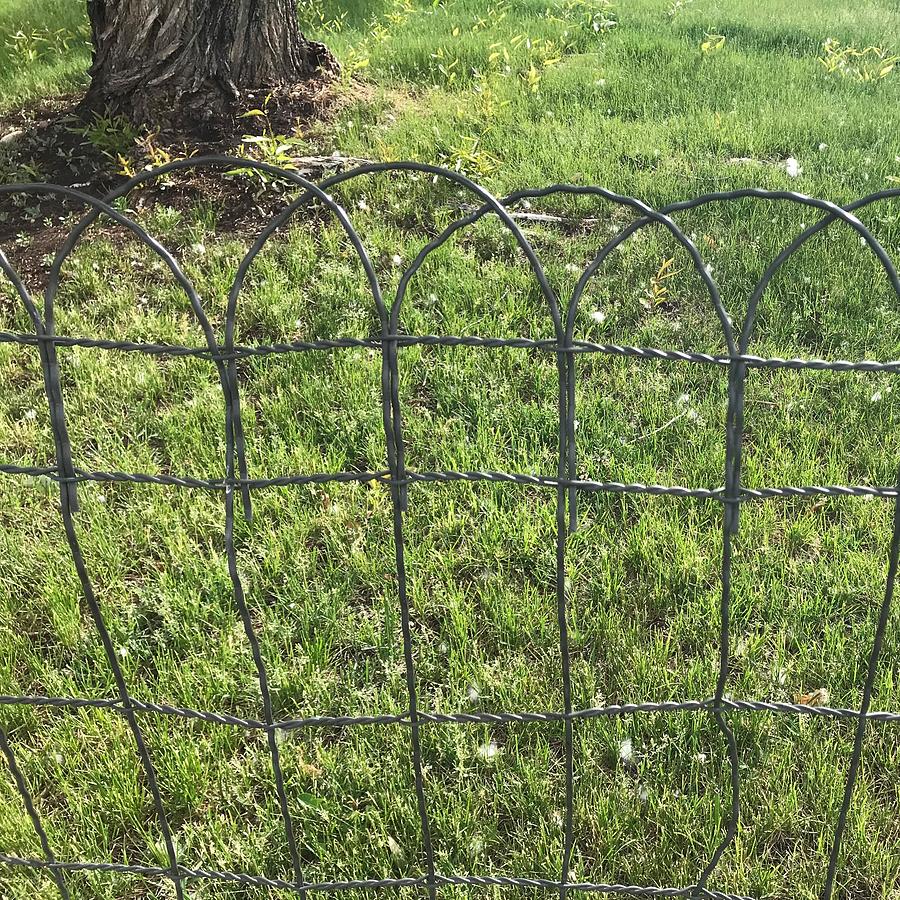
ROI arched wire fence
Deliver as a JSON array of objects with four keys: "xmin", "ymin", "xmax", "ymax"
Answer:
[{"xmin": 0, "ymin": 157, "xmax": 898, "ymax": 900}]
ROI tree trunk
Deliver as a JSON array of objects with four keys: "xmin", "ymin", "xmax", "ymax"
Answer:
[{"xmin": 84, "ymin": 0, "xmax": 338, "ymax": 132}]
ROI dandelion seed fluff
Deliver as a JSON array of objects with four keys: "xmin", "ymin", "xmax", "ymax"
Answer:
[
  {"xmin": 785, "ymin": 157, "xmax": 802, "ymax": 178},
  {"xmin": 478, "ymin": 741, "xmax": 500, "ymax": 761}
]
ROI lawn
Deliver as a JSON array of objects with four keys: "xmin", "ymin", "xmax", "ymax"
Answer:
[{"xmin": 1, "ymin": 1, "xmax": 900, "ymax": 899}]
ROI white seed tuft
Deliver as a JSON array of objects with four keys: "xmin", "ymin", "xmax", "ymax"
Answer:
[
  {"xmin": 477, "ymin": 741, "xmax": 500, "ymax": 761},
  {"xmin": 785, "ymin": 157, "xmax": 802, "ymax": 178}
]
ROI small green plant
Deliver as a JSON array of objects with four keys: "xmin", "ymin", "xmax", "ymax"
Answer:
[
  {"xmin": 239, "ymin": 132, "xmax": 311, "ymax": 170},
  {"xmin": 437, "ymin": 133, "xmax": 502, "ymax": 178},
  {"xmin": 0, "ymin": 152, "xmax": 44, "ymax": 186},
  {"xmin": 700, "ymin": 31, "xmax": 726, "ymax": 53},
  {"xmin": 643, "ymin": 256, "xmax": 680, "ymax": 308},
  {"xmin": 116, "ymin": 131, "xmax": 194, "ymax": 179},
  {"xmin": 472, "ymin": 3, "xmax": 511, "ymax": 33},
  {"xmin": 818, "ymin": 38, "xmax": 897, "ymax": 82},
  {"xmin": 226, "ymin": 94, "xmax": 311, "ymax": 185},
  {"xmin": 667, "ymin": 0, "xmax": 694, "ymax": 19},
  {"xmin": 340, "ymin": 44, "xmax": 372, "ymax": 82},
  {"xmin": 77, "ymin": 110, "xmax": 142, "ymax": 161},
  {"xmin": 296, "ymin": 0, "xmax": 348, "ymax": 34},
  {"xmin": 5, "ymin": 25, "xmax": 87, "ymax": 63},
  {"xmin": 139, "ymin": 130, "xmax": 191, "ymax": 169},
  {"xmin": 470, "ymin": 81, "xmax": 512, "ymax": 119},
  {"xmin": 542, "ymin": 1, "xmax": 616, "ymax": 38},
  {"xmin": 431, "ymin": 46, "xmax": 462, "ymax": 85},
  {"xmin": 337, "ymin": 0, "xmax": 418, "ymax": 84},
  {"xmin": 560, "ymin": 0, "xmax": 617, "ymax": 29},
  {"xmin": 385, "ymin": 0, "xmax": 416, "ymax": 28},
  {"xmin": 485, "ymin": 32, "xmax": 575, "ymax": 93}
]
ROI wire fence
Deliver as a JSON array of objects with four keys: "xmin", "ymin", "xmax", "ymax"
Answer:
[{"xmin": 0, "ymin": 156, "xmax": 899, "ymax": 900}]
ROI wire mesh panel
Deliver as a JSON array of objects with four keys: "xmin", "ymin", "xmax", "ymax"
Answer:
[{"xmin": 0, "ymin": 157, "xmax": 899, "ymax": 900}]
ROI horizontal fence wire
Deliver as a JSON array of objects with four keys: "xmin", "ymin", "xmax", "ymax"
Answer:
[
  {"xmin": 3, "ymin": 693, "xmax": 900, "ymax": 727},
  {"xmin": 4, "ymin": 329, "xmax": 900, "ymax": 372},
  {"xmin": 5, "ymin": 460, "xmax": 900, "ymax": 499},
  {"xmin": 0, "ymin": 157, "xmax": 898, "ymax": 900}
]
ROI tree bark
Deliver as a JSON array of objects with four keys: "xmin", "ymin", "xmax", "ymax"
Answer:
[{"xmin": 84, "ymin": 0, "xmax": 338, "ymax": 132}]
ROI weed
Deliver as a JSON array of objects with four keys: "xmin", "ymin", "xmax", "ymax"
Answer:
[
  {"xmin": 76, "ymin": 110, "xmax": 142, "ymax": 160},
  {"xmin": 643, "ymin": 256, "xmax": 681, "ymax": 308},
  {"xmin": 5, "ymin": 24, "xmax": 87, "ymax": 63},
  {"xmin": 437, "ymin": 131, "xmax": 502, "ymax": 177},
  {"xmin": 116, "ymin": 131, "xmax": 194, "ymax": 180},
  {"xmin": 700, "ymin": 31, "xmax": 726, "ymax": 53},
  {"xmin": 666, "ymin": 0, "xmax": 694, "ymax": 19},
  {"xmin": 222, "ymin": 94, "xmax": 312, "ymax": 186},
  {"xmin": 296, "ymin": 0, "xmax": 349, "ymax": 35},
  {"xmin": 819, "ymin": 37, "xmax": 897, "ymax": 82}
]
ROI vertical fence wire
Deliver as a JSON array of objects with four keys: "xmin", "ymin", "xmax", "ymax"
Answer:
[
  {"xmin": 221, "ymin": 313, "xmax": 303, "ymax": 885},
  {"xmin": 0, "ymin": 249, "xmax": 77, "ymax": 516},
  {"xmin": 694, "ymin": 359, "xmax": 746, "ymax": 892},
  {"xmin": 0, "ymin": 217, "xmax": 185, "ymax": 898},
  {"xmin": 222, "ymin": 462, "xmax": 304, "ymax": 883},
  {"xmin": 56, "ymin": 446, "xmax": 186, "ymax": 900},
  {"xmin": 383, "ymin": 331, "xmax": 438, "ymax": 900},
  {"xmin": 0, "ymin": 727, "xmax": 70, "ymax": 900},
  {"xmin": 821, "ymin": 488, "xmax": 900, "ymax": 899},
  {"xmin": 555, "ymin": 348, "xmax": 576, "ymax": 899},
  {"xmin": 0, "ymin": 249, "xmax": 71, "ymax": 900},
  {"xmin": 54, "ymin": 392, "xmax": 186, "ymax": 900}
]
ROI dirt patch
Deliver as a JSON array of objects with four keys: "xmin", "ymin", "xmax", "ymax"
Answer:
[{"xmin": 0, "ymin": 79, "xmax": 375, "ymax": 290}]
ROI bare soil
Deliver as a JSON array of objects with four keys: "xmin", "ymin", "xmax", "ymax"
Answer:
[{"xmin": 0, "ymin": 78, "xmax": 365, "ymax": 289}]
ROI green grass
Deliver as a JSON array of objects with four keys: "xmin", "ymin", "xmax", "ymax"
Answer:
[
  {"xmin": 1, "ymin": 1, "xmax": 900, "ymax": 898},
  {"xmin": 0, "ymin": 0, "xmax": 89, "ymax": 108}
]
